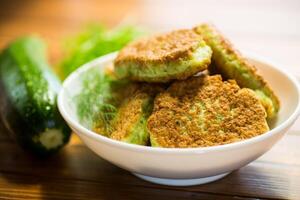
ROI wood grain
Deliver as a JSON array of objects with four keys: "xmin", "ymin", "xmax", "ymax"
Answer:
[
  {"xmin": 0, "ymin": 173, "xmax": 261, "ymax": 200},
  {"xmin": 0, "ymin": 133, "xmax": 299, "ymax": 199},
  {"xmin": 0, "ymin": 0, "xmax": 300, "ymax": 199}
]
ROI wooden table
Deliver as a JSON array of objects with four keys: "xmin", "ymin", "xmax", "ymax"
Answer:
[{"xmin": 0, "ymin": 0, "xmax": 300, "ymax": 199}]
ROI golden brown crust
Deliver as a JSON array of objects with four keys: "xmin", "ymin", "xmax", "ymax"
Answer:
[
  {"xmin": 147, "ymin": 75, "xmax": 269, "ymax": 148},
  {"xmin": 194, "ymin": 23, "xmax": 280, "ymax": 118},
  {"xmin": 110, "ymin": 92, "xmax": 148, "ymax": 140},
  {"xmin": 115, "ymin": 29, "xmax": 201, "ymax": 66},
  {"xmin": 105, "ymin": 83, "xmax": 164, "ymax": 140},
  {"xmin": 195, "ymin": 24, "xmax": 262, "ymax": 81}
]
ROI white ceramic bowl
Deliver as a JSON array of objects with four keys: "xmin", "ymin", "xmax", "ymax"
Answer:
[{"xmin": 58, "ymin": 52, "xmax": 300, "ymax": 186}]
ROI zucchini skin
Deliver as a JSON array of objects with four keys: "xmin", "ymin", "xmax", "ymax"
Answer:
[{"xmin": 0, "ymin": 37, "xmax": 71, "ymax": 156}]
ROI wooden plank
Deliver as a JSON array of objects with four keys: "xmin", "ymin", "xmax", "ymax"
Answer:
[
  {"xmin": 0, "ymin": 133, "xmax": 299, "ymax": 199},
  {"xmin": 0, "ymin": 173, "xmax": 259, "ymax": 200}
]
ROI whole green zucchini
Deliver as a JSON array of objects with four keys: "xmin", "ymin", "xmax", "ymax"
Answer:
[{"xmin": 0, "ymin": 37, "xmax": 71, "ymax": 156}]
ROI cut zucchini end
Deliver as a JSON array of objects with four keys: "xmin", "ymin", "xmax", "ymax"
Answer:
[{"xmin": 38, "ymin": 128, "xmax": 64, "ymax": 150}]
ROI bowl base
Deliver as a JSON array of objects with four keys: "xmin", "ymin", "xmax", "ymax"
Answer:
[{"xmin": 133, "ymin": 172, "xmax": 230, "ymax": 186}]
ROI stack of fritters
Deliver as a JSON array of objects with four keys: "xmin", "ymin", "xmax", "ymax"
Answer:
[{"xmin": 95, "ymin": 25, "xmax": 279, "ymax": 148}]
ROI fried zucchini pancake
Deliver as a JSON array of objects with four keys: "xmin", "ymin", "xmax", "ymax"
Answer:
[
  {"xmin": 194, "ymin": 24, "xmax": 280, "ymax": 119},
  {"xmin": 94, "ymin": 79, "xmax": 163, "ymax": 145},
  {"xmin": 147, "ymin": 75, "xmax": 269, "ymax": 148},
  {"xmin": 114, "ymin": 29, "xmax": 212, "ymax": 82}
]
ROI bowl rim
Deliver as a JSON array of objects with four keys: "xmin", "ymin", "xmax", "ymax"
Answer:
[{"xmin": 58, "ymin": 52, "xmax": 300, "ymax": 154}]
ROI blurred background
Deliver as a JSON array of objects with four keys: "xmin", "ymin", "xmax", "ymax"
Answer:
[
  {"xmin": 1, "ymin": 0, "xmax": 300, "ymax": 127},
  {"xmin": 1, "ymin": 0, "xmax": 300, "ymax": 73}
]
